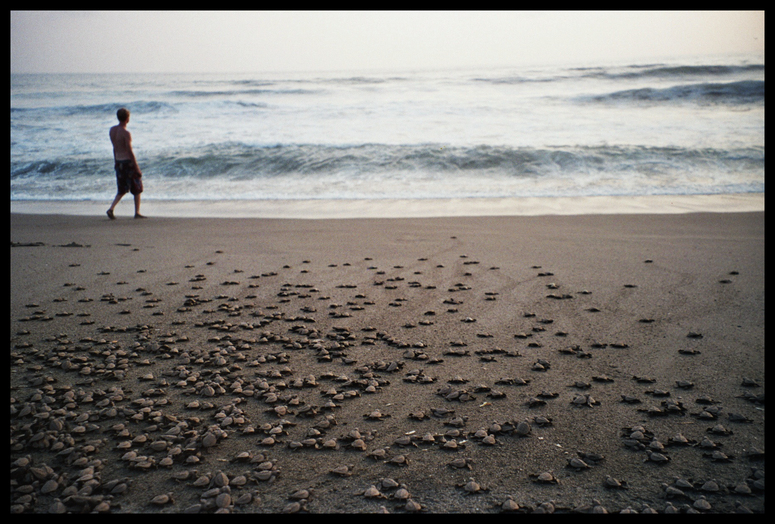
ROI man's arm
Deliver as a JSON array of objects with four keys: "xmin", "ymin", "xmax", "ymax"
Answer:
[{"xmin": 126, "ymin": 131, "xmax": 142, "ymax": 175}]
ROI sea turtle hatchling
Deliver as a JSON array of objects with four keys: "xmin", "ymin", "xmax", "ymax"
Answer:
[
  {"xmin": 150, "ymin": 492, "xmax": 175, "ymax": 506},
  {"xmin": 703, "ymin": 450, "xmax": 733, "ymax": 462},
  {"xmin": 738, "ymin": 390, "xmax": 765, "ymax": 404},
  {"xmin": 697, "ymin": 479, "xmax": 724, "ymax": 493},
  {"xmin": 486, "ymin": 389, "xmax": 507, "ymax": 399},
  {"xmin": 695, "ymin": 394, "xmax": 717, "ymax": 405},
  {"xmin": 696, "ymin": 406, "xmax": 722, "ymax": 420},
  {"xmin": 360, "ymin": 485, "xmax": 386, "ymax": 499},
  {"xmin": 645, "ymin": 388, "xmax": 671, "ymax": 397},
  {"xmin": 329, "ymin": 464, "xmax": 354, "ymax": 477},
  {"xmin": 393, "ymin": 434, "xmax": 418, "ymax": 447},
  {"xmin": 430, "ymin": 407, "xmax": 456, "ymax": 418},
  {"xmin": 747, "ymin": 467, "xmax": 765, "ymax": 491},
  {"xmin": 532, "ymin": 415, "xmax": 553, "ymax": 427},
  {"xmin": 349, "ymin": 438, "xmax": 368, "ymax": 451},
  {"xmin": 402, "ymin": 499, "xmax": 424, "ymax": 513},
  {"xmin": 448, "ymin": 457, "xmax": 474, "ymax": 470},
  {"xmin": 512, "ymin": 420, "xmax": 532, "ymax": 437},
  {"xmin": 557, "ymin": 344, "xmax": 581, "ymax": 355},
  {"xmin": 661, "ymin": 398, "xmax": 686, "ymax": 414},
  {"xmin": 499, "ymin": 496, "xmax": 521, "ymax": 512},
  {"xmin": 603, "ymin": 476, "xmax": 628, "ymax": 489},
  {"xmin": 662, "ymin": 484, "xmax": 689, "ymax": 500},
  {"xmin": 391, "ymin": 487, "xmax": 412, "ymax": 501},
  {"xmin": 172, "ymin": 469, "xmax": 194, "ymax": 481},
  {"xmin": 441, "ymin": 438, "xmax": 465, "ymax": 451},
  {"xmin": 697, "ymin": 436, "xmax": 721, "ymax": 450},
  {"xmin": 707, "ymin": 424, "xmax": 733, "ymax": 436},
  {"xmin": 386, "ymin": 454, "xmax": 410, "ymax": 466},
  {"xmin": 742, "ymin": 446, "xmax": 765, "ymax": 461},
  {"xmin": 232, "ymin": 451, "xmax": 254, "ymax": 462},
  {"xmin": 366, "ymin": 448, "xmax": 390, "ymax": 460},
  {"xmin": 407, "ymin": 410, "xmax": 430, "ymax": 421},
  {"xmin": 531, "ymin": 359, "xmax": 551, "ymax": 371},
  {"xmin": 728, "ymin": 412, "xmax": 753, "ymax": 423},
  {"xmin": 281, "ymin": 500, "xmax": 307, "ymax": 514},
  {"xmin": 577, "ymin": 451, "xmax": 605, "ymax": 464},
  {"xmin": 621, "ymin": 425, "xmax": 655, "ymax": 442},
  {"xmin": 480, "ymin": 434, "xmax": 498, "ymax": 446},
  {"xmin": 444, "ymin": 416, "xmax": 468, "ymax": 428},
  {"xmin": 289, "ymin": 488, "xmax": 313, "ymax": 502},
  {"xmin": 458, "ymin": 478, "xmax": 487, "ymax": 495},
  {"xmin": 643, "ymin": 450, "xmax": 670, "ymax": 464},
  {"xmin": 532, "ymin": 501, "xmax": 560, "ymax": 514},
  {"xmin": 672, "ymin": 477, "xmax": 695, "ymax": 491},
  {"xmin": 496, "ymin": 377, "xmax": 531, "ymax": 386},
  {"xmin": 192, "ymin": 473, "xmax": 212, "ymax": 487},
  {"xmin": 371, "ymin": 478, "xmax": 397, "ymax": 491},
  {"xmin": 212, "ymin": 470, "xmax": 230, "ymax": 487},
  {"xmin": 648, "ymin": 439, "xmax": 666, "ymax": 453},
  {"xmin": 364, "ymin": 410, "xmax": 391, "ymax": 421},
  {"xmin": 667, "ymin": 433, "xmax": 696, "ymax": 447},
  {"xmin": 693, "ymin": 496, "xmax": 713, "ymax": 512},
  {"xmin": 571, "ymin": 394, "xmax": 600, "ymax": 407},
  {"xmin": 730, "ymin": 482, "xmax": 753, "ymax": 495},
  {"xmin": 471, "ymin": 428, "xmax": 489, "ymax": 440},
  {"xmin": 530, "ymin": 471, "xmax": 559, "ymax": 485},
  {"xmin": 420, "ymin": 432, "xmax": 439, "ymax": 445},
  {"xmin": 566, "ymin": 457, "xmax": 591, "ymax": 470}
]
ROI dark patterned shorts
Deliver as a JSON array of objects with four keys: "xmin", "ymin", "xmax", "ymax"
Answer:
[{"xmin": 115, "ymin": 159, "xmax": 143, "ymax": 195}]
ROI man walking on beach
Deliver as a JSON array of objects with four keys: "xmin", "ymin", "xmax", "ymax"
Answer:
[{"xmin": 107, "ymin": 108, "xmax": 146, "ymax": 219}]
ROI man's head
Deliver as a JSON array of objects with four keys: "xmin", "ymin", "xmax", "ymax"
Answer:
[{"xmin": 117, "ymin": 108, "xmax": 130, "ymax": 123}]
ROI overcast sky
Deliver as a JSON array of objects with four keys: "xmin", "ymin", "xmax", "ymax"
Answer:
[{"xmin": 10, "ymin": 11, "xmax": 764, "ymax": 74}]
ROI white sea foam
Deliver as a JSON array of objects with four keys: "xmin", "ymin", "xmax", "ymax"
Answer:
[{"xmin": 11, "ymin": 56, "xmax": 764, "ymax": 208}]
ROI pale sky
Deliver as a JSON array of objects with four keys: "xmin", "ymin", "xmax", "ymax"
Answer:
[{"xmin": 10, "ymin": 11, "xmax": 765, "ymax": 74}]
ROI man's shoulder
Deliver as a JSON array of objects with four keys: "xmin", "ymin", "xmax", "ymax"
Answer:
[{"xmin": 110, "ymin": 125, "xmax": 130, "ymax": 137}]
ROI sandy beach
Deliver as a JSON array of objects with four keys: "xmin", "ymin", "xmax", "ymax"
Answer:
[{"xmin": 10, "ymin": 209, "xmax": 764, "ymax": 514}]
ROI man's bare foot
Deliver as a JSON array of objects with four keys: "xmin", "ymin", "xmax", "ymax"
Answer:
[
  {"xmin": 134, "ymin": 214, "xmax": 147, "ymax": 219},
  {"xmin": 107, "ymin": 209, "xmax": 115, "ymax": 220}
]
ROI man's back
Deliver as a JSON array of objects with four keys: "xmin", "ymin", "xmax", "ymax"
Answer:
[{"xmin": 110, "ymin": 124, "xmax": 133, "ymax": 162}]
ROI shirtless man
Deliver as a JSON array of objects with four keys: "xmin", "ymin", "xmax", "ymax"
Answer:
[{"xmin": 107, "ymin": 108, "xmax": 145, "ymax": 219}]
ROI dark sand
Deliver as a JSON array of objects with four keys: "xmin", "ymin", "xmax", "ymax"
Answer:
[{"xmin": 10, "ymin": 211, "xmax": 764, "ymax": 513}]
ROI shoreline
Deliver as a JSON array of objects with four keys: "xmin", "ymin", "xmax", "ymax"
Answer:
[{"xmin": 10, "ymin": 192, "xmax": 764, "ymax": 219}]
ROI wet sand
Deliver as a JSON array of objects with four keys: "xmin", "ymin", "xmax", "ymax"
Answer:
[
  {"xmin": 9, "ymin": 192, "xmax": 766, "ymax": 219},
  {"xmin": 10, "ymin": 211, "xmax": 764, "ymax": 513}
]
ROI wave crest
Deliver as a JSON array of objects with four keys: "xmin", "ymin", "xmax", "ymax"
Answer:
[{"xmin": 582, "ymin": 80, "xmax": 764, "ymax": 105}]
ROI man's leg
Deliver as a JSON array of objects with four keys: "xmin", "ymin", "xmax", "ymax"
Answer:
[
  {"xmin": 107, "ymin": 192, "xmax": 124, "ymax": 219},
  {"xmin": 133, "ymin": 193, "xmax": 146, "ymax": 218}
]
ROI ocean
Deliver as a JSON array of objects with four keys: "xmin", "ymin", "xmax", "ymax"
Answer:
[{"xmin": 10, "ymin": 55, "xmax": 764, "ymax": 210}]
